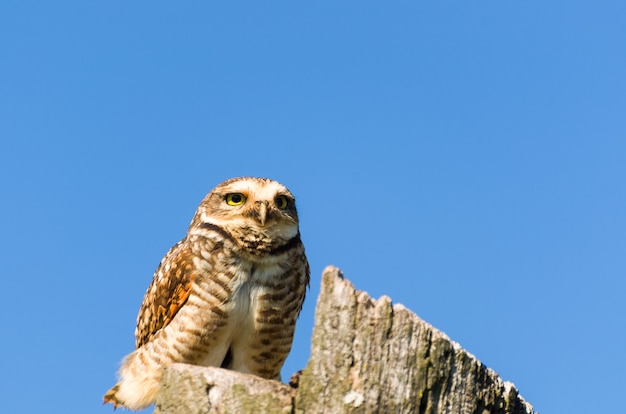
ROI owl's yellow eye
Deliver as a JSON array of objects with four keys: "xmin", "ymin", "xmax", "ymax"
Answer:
[
  {"xmin": 226, "ymin": 193, "xmax": 247, "ymax": 206},
  {"xmin": 275, "ymin": 195, "xmax": 289, "ymax": 210}
]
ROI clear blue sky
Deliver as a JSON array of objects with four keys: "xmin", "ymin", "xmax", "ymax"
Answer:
[{"xmin": 1, "ymin": 2, "xmax": 624, "ymax": 413}]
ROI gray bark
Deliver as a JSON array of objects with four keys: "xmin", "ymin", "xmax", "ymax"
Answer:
[
  {"xmin": 155, "ymin": 266, "xmax": 535, "ymax": 414},
  {"xmin": 154, "ymin": 364, "xmax": 295, "ymax": 414}
]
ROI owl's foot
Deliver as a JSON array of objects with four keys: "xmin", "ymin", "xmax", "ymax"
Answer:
[{"xmin": 289, "ymin": 369, "xmax": 303, "ymax": 389}]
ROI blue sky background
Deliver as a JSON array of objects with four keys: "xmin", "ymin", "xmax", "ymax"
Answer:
[{"xmin": 1, "ymin": 2, "xmax": 625, "ymax": 413}]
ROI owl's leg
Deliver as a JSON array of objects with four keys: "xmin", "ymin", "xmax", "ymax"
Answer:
[{"xmin": 227, "ymin": 312, "xmax": 297, "ymax": 382}]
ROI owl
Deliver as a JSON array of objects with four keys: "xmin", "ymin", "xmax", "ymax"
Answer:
[{"xmin": 103, "ymin": 177, "xmax": 309, "ymax": 411}]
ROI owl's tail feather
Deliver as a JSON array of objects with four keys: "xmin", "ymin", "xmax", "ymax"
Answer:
[
  {"xmin": 103, "ymin": 348, "xmax": 162, "ymax": 410},
  {"xmin": 103, "ymin": 384, "xmax": 121, "ymax": 410}
]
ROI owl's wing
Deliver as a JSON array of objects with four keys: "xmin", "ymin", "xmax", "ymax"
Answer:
[{"xmin": 134, "ymin": 241, "xmax": 197, "ymax": 348}]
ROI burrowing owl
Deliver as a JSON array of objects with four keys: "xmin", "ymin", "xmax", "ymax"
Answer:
[{"xmin": 103, "ymin": 177, "xmax": 309, "ymax": 410}]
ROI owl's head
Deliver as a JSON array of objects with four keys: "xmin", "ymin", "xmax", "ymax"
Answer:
[{"xmin": 190, "ymin": 177, "xmax": 300, "ymax": 244}]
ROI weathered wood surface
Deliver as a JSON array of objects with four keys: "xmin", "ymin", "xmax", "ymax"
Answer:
[
  {"xmin": 155, "ymin": 266, "xmax": 535, "ymax": 414},
  {"xmin": 154, "ymin": 364, "xmax": 295, "ymax": 414}
]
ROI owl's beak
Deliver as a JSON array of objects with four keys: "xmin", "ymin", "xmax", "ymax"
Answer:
[{"xmin": 257, "ymin": 201, "xmax": 268, "ymax": 226}]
